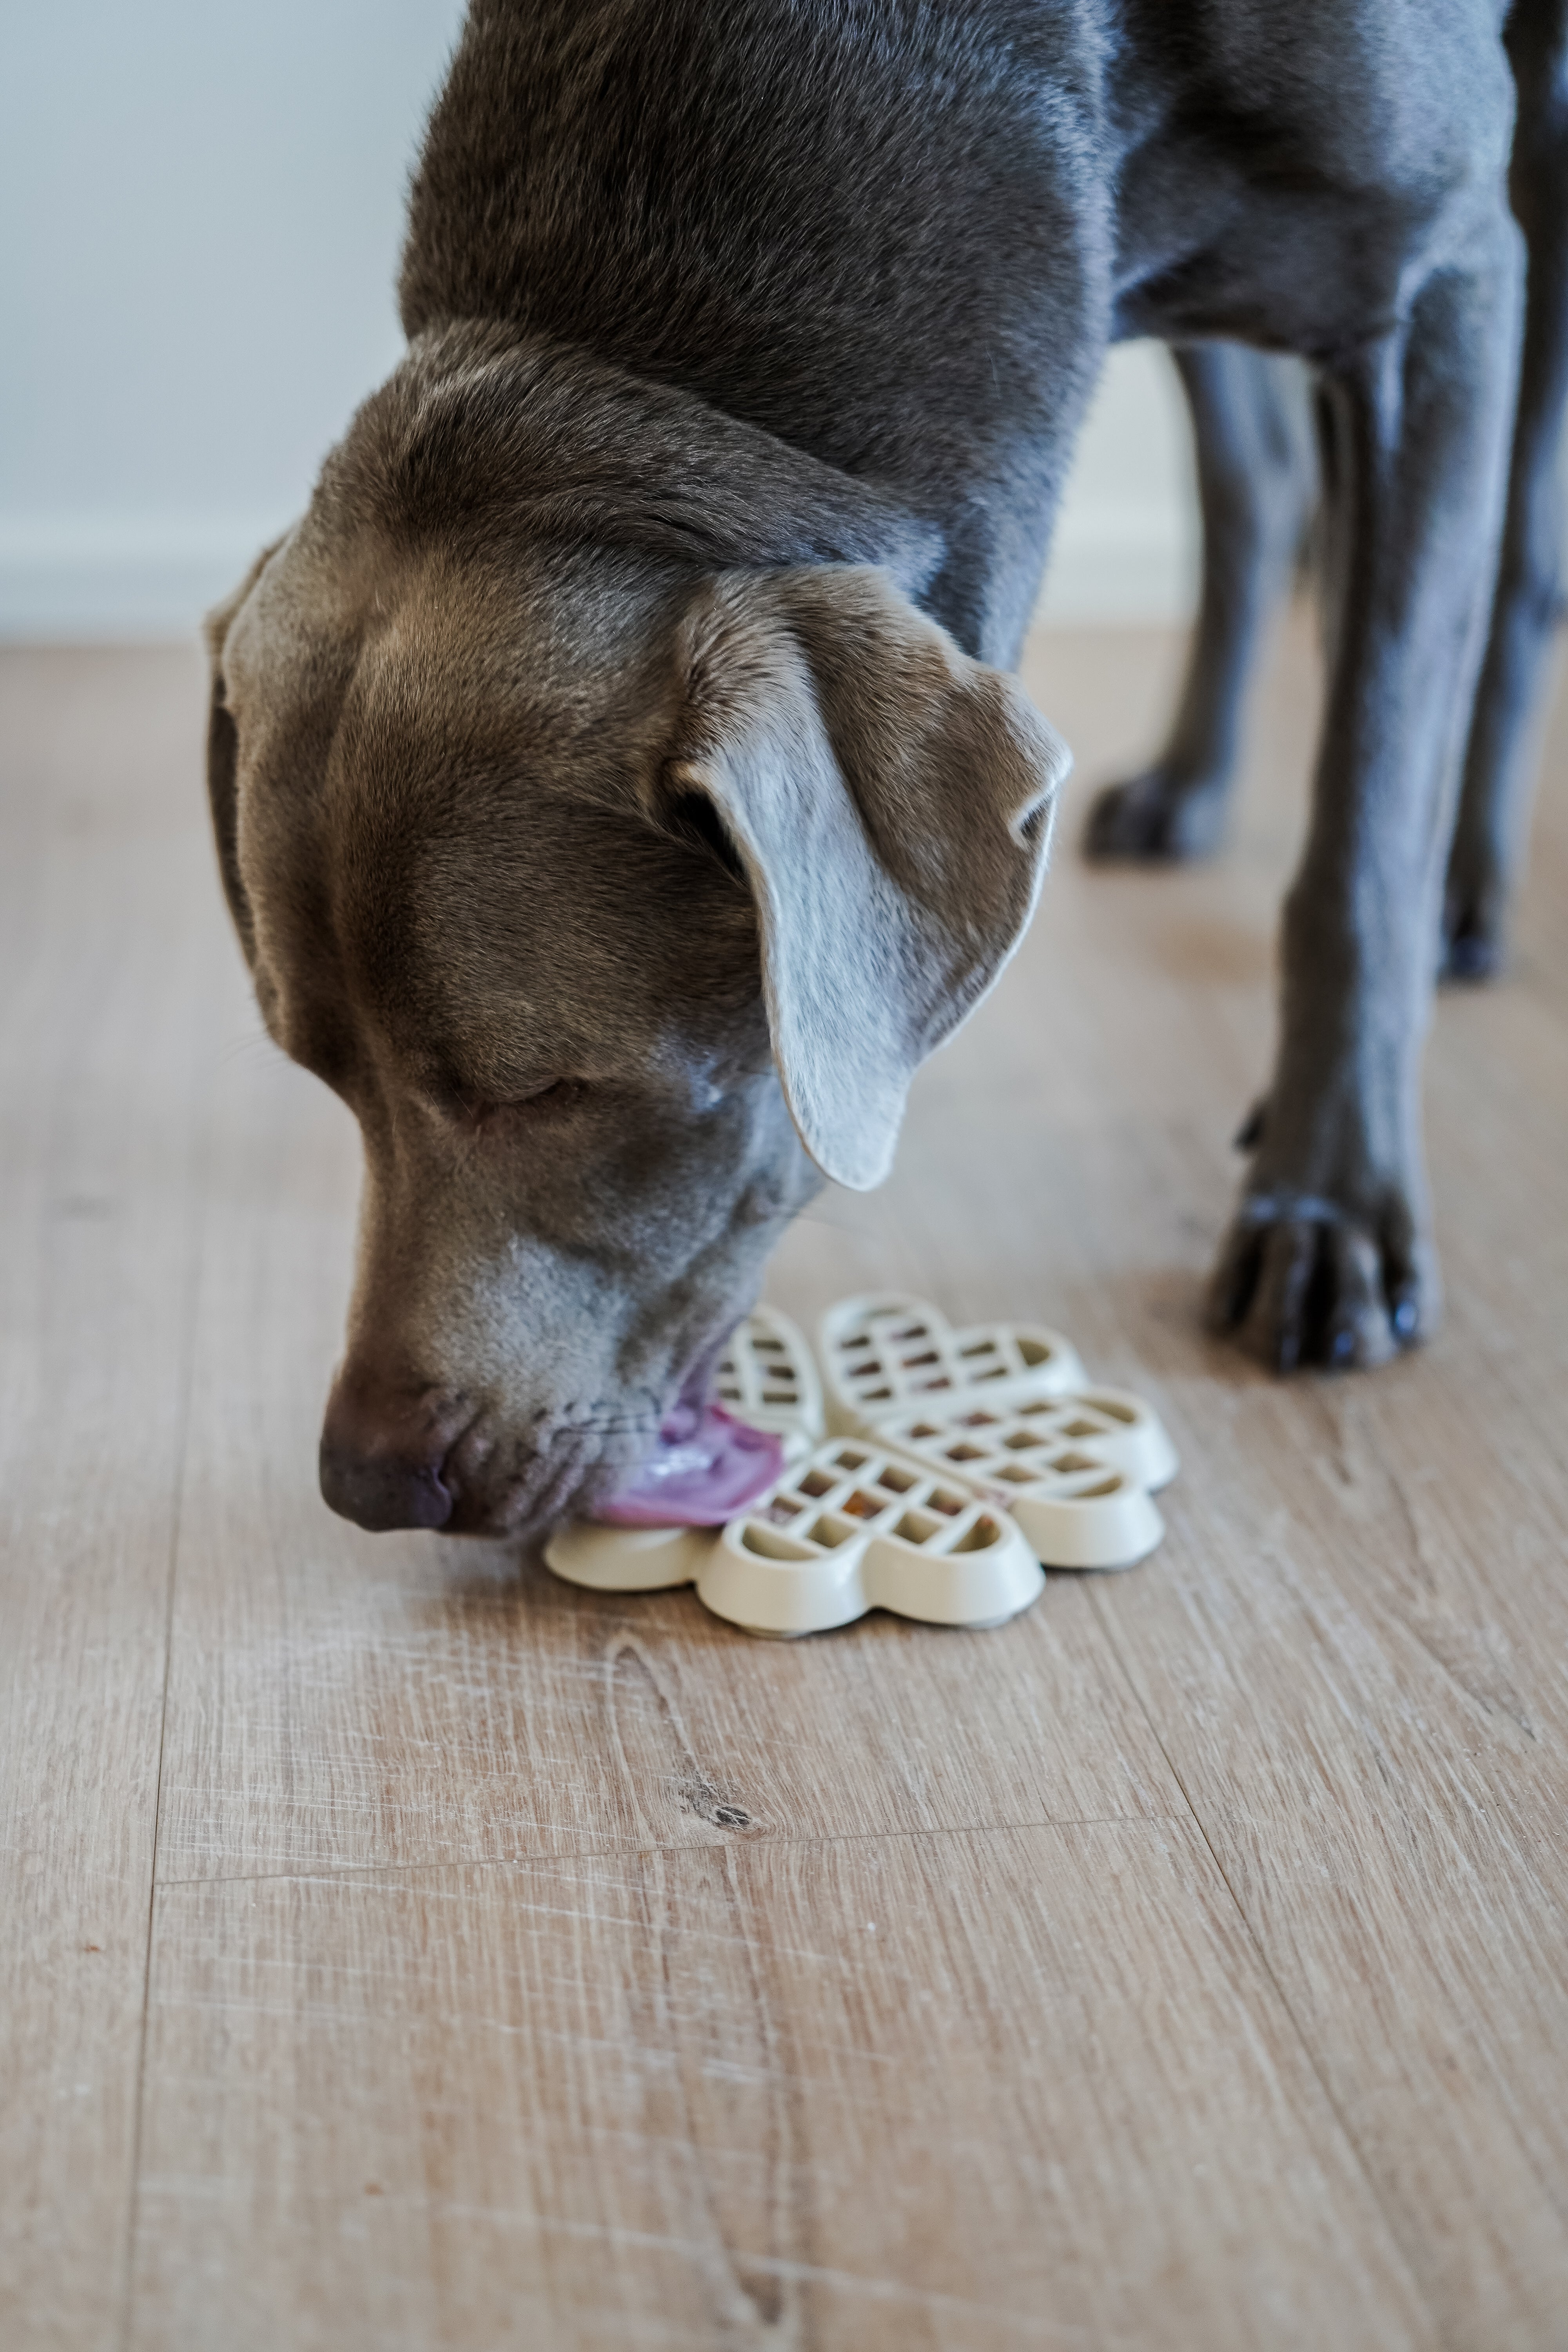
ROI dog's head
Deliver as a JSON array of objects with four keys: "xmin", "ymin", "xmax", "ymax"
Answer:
[{"xmin": 206, "ymin": 326, "xmax": 1069, "ymax": 1537}]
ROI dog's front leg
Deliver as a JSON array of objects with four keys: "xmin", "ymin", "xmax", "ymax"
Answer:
[{"xmin": 1210, "ymin": 223, "xmax": 1523, "ymax": 1368}]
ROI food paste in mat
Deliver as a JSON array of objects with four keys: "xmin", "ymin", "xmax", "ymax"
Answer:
[{"xmin": 818, "ymin": 1292, "xmax": 1086, "ymax": 1434}]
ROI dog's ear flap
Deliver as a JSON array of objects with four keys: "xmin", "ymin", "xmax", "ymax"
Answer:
[
  {"xmin": 662, "ymin": 567, "xmax": 1070, "ymax": 1189},
  {"xmin": 202, "ymin": 539, "xmax": 285, "ymax": 964}
]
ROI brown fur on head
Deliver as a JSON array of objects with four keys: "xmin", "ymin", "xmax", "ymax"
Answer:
[{"xmin": 206, "ymin": 325, "xmax": 1069, "ymax": 1536}]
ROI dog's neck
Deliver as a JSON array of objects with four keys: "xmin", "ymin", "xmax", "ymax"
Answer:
[{"xmin": 394, "ymin": 5, "xmax": 1120, "ymax": 664}]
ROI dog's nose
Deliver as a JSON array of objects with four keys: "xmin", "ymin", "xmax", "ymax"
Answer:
[{"xmin": 319, "ymin": 1363, "xmax": 455, "ymax": 1532}]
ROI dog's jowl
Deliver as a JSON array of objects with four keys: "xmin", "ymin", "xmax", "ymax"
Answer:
[{"xmin": 205, "ymin": 1, "xmax": 1551, "ymax": 1536}]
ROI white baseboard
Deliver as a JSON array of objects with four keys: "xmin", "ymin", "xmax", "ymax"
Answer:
[
  {"xmin": 1034, "ymin": 499, "xmax": 1198, "ymax": 626},
  {"xmin": 0, "ymin": 501, "xmax": 1199, "ymax": 642}
]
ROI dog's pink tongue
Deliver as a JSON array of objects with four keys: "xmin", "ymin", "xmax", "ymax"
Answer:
[{"xmin": 595, "ymin": 1402, "xmax": 783, "ymax": 1528}]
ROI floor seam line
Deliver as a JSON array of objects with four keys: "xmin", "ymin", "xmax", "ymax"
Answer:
[{"xmin": 115, "ymin": 1007, "xmax": 209, "ymax": 2352}]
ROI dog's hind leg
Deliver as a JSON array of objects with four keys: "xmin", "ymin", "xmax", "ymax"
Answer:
[
  {"xmin": 1442, "ymin": 0, "xmax": 1568, "ymax": 981},
  {"xmin": 1083, "ymin": 344, "xmax": 1315, "ymax": 861},
  {"xmin": 1210, "ymin": 219, "xmax": 1523, "ymax": 1368}
]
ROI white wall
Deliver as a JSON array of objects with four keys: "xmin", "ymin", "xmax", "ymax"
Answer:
[
  {"xmin": 1040, "ymin": 344, "xmax": 1199, "ymax": 623},
  {"xmin": 0, "ymin": 2, "xmax": 1197, "ymax": 640}
]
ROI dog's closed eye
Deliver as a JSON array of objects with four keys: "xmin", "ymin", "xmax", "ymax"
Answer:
[
  {"xmin": 449, "ymin": 1079, "xmax": 588, "ymax": 1131},
  {"xmin": 510, "ymin": 1078, "xmax": 584, "ymax": 1115}
]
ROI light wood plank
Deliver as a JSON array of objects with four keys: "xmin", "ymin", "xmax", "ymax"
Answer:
[
  {"xmin": 0, "ymin": 648, "xmax": 219, "ymax": 2351},
  {"xmin": 129, "ymin": 1823, "xmax": 1432, "ymax": 2352}
]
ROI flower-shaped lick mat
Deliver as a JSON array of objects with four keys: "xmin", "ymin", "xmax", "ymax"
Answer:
[{"xmin": 543, "ymin": 1294, "xmax": 1178, "ymax": 1633}]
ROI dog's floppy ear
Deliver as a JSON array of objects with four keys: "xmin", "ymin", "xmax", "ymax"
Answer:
[
  {"xmin": 201, "ymin": 542, "xmax": 287, "ymax": 965},
  {"xmin": 663, "ymin": 566, "xmax": 1071, "ymax": 1189}
]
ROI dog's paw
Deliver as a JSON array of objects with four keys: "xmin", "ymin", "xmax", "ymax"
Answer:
[
  {"xmin": 1083, "ymin": 767, "xmax": 1230, "ymax": 863},
  {"xmin": 1206, "ymin": 1188, "xmax": 1437, "ymax": 1371}
]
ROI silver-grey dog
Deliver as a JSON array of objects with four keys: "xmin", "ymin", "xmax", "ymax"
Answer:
[{"xmin": 205, "ymin": 0, "xmax": 1558, "ymax": 1539}]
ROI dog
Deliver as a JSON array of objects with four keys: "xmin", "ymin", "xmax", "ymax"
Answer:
[
  {"xmin": 1084, "ymin": 1, "xmax": 1568, "ymax": 994},
  {"xmin": 205, "ymin": 0, "xmax": 1561, "ymax": 1540}
]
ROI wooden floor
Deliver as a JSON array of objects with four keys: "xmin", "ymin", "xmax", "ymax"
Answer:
[{"xmin": 3, "ymin": 615, "xmax": 1567, "ymax": 2352}]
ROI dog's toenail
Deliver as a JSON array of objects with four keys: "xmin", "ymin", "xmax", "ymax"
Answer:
[
  {"xmin": 1392, "ymin": 1296, "xmax": 1419, "ymax": 1341},
  {"xmin": 1328, "ymin": 1325, "xmax": 1356, "ymax": 1366}
]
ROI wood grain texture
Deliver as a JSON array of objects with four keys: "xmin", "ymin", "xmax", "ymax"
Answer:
[
  {"xmin": 2, "ymin": 615, "xmax": 1566, "ymax": 2350},
  {"xmin": 1027, "ymin": 626, "xmax": 1568, "ymax": 2352},
  {"xmin": 0, "ymin": 652, "xmax": 223, "ymax": 2350},
  {"xmin": 129, "ymin": 1826, "xmax": 1432, "ymax": 2352}
]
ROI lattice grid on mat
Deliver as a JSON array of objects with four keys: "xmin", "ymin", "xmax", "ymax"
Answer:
[
  {"xmin": 824, "ymin": 1299, "xmax": 1073, "ymax": 1420},
  {"xmin": 883, "ymin": 1398, "xmax": 1137, "ymax": 1500},
  {"xmin": 733, "ymin": 1439, "xmax": 1008, "ymax": 1564},
  {"xmin": 715, "ymin": 1329, "xmax": 803, "ymax": 1417}
]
